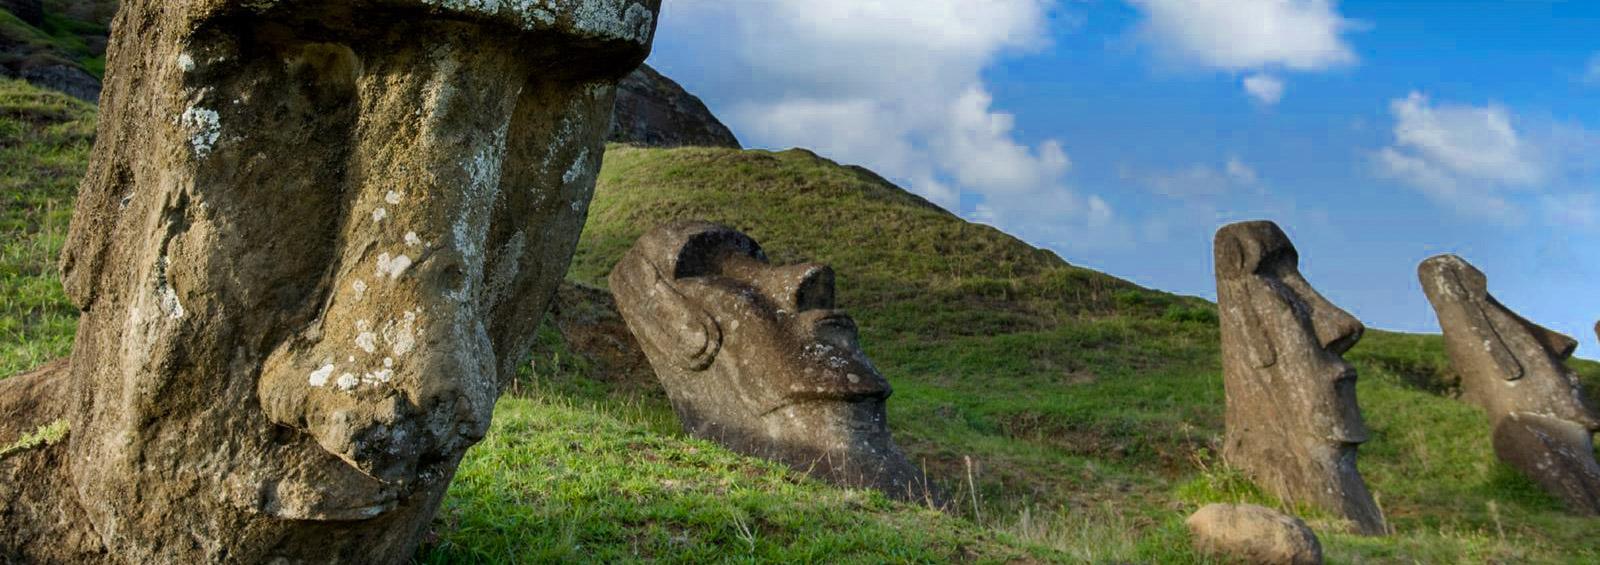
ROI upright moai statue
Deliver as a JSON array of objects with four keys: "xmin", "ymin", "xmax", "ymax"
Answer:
[
  {"xmin": 1214, "ymin": 221, "xmax": 1386, "ymax": 535},
  {"xmin": 0, "ymin": 1, "xmax": 661, "ymax": 562},
  {"xmin": 610, "ymin": 221, "xmax": 940, "ymax": 503},
  {"xmin": 1419, "ymin": 255, "xmax": 1600, "ymax": 514}
]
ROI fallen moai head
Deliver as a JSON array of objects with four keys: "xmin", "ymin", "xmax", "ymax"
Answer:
[
  {"xmin": 1419, "ymin": 254, "xmax": 1600, "ymax": 514},
  {"xmin": 610, "ymin": 221, "xmax": 938, "ymax": 503},
  {"xmin": 1, "ymin": 0, "xmax": 661, "ymax": 562},
  {"xmin": 1214, "ymin": 221, "xmax": 1385, "ymax": 535}
]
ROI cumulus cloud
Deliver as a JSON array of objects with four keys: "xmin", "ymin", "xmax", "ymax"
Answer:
[
  {"xmin": 660, "ymin": 0, "xmax": 1129, "ymax": 251},
  {"xmin": 1123, "ymin": 157, "xmax": 1263, "ymax": 199},
  {"xmin": 1243, "ymin": 74, "xmax": 1285, "ymax": 104},
  {"xmin": 1377, "ymin": 92, "xmax": 1600, "ymax": 225},
  {"xmin": 1128, "ymin": 0, "xmax": 1359, "ymax": 102}
]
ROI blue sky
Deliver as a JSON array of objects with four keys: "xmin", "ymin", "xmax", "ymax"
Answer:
[{"xmin": 646, "ymin": 1, "xmax": 1600, "ymax": 357}]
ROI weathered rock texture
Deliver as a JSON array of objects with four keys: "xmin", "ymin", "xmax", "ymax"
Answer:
[
  {"xmin": 1187, "ymin": 503, "xmax": 1323, "ymax": 565},
  {"xmin": 610, "ymin": 221, "xmax": 938, "ymax": 503},
  {"xmin": 0, "ymin": 0, "xmax": 660, "ymax": 562},
  {"xmin": 1214, "ymin": 221, "xmax": 1385, "ymax": 535},
  {"xmin": 1419, "ymin": 255, "xmax": 1600, "ymax": 514},
  {"xmin": 608, "ymin": 63, "xmax": 740, "ymax": 149}
]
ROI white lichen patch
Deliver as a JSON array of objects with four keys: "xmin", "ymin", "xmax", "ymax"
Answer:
[
  {"xmin": 309, "ymin": 364, "xmax": 335, "ymax": 387},
  {"xmin": 373, "ymin": 207, "xmax": 389, "ymax": 223},
  {"xmin": 177, "ymin": 53, "xmax": 196, "ymax": 72},
  {"xmin": 336, "ymin": 373, "xmax": 359, "ymax": 391},
  {"xmin": 356, "ymin": 331, "xmax": 378, "ymax": 354},
  {"xmin": 352, "ymin": 279, "xmax": 368, "ymax": 301},
  {"xmin": 386, "ymin": 190, "xmax": 402, "ymax": 205},
  {"xmin": 180, "ymin": 106, "xmax": 222, "ymax": 158},
  {"xmin": 405, "ymin": 232, "xmax": 422, "ymax": 247},
  {"xmin": 563, "ymin": 148, "xmax": 590, "ymax": 185},
  {"xmin": 376, "ymin": 253, "xmax": 414, "ymax": 280},
  {"xmin": 389, "ymin": 311, "xmax": 419, "ymax": 357},
  {"xmin": 158, "ymin": 284, "xmax": 185, "ymax": 320}
]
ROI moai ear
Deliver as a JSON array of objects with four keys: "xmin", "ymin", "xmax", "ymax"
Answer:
[
  {"xmin": 1216, "ymin": 236, "xmax": 1278, "ymax": 369},
  {"xmin": 649, "ymin": 272, "xmax": 723, "ymax": 371},
  {"xmin": 611, "ymin": 249, "xmax": 724, "ymax": 372},
  {"xmin": 1444, "ymin": 268, "xmax": 1526, "ymax": 380}
]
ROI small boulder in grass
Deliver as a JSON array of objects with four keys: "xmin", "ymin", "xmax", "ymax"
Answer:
[{"xmin": 1187, "ymin": 503, "xmax": 1323, "ymax": 565}]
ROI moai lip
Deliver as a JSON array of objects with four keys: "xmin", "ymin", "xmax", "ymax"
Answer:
[
  {"xmin": 610, "ymin": 221, "xmax": 941, "ymax": 504},
  {"xmin": 1214, "ymin": 221, "xmax": 1386, "ymax": 535},
  {"xmin": 1419, "ymin": 254, "xmax": 1600, "ymax": 515},
  {"xmin": 0, "ymin": 0, "xmax": 661, "ymax": 562}
]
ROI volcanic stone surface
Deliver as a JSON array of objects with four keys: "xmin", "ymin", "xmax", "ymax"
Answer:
[
  {"xmin": 0, "ymin": 0, "xmax": 660, "ymax": 562},
  {"xmin": 1187, "ymin": 503, "xmax": 1323, "ymax": 565},
  {"xmin": 1419, "ymin": 254, "xmax": 1600, "ymax": 515},
  {"xmin": 1214, "ymin": 221, "xmax": 1385, "ymax": 535},
  {"xmin": 608, "ymin": 63, "xmax": 740, "ymax": 149},
  {"xmin": 610, "ymin": 221, "xmax": 938, "ymax": 503}
]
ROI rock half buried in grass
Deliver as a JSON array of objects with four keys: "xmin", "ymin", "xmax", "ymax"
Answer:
[
  {"xmin": 0, "ymin": 0, "xmax": 660, "ymax": 562},
  {"xmin": 1187, "ymin": 503, "xmax": 1323, "ymax": 565},
  {"xmin": 1214, "ymin": 221, "xmax": 1386, "ymax": 535},
  {"xmin": 1419, "ymin": 254, "xmax": 1600, "ymax": 515},
  {"xmin": 610, "ymin": 221, "xmax": 941, "ymax": 504}
]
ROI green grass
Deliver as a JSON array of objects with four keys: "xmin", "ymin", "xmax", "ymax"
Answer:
[
  {"xmin": 0, "ymin": 78, "xmax": 91, "ymax": 376},
  {"xmin": 3, "ymin": 80, "xmax": 1600, "ymax": 562},
  {"xmin": 0, "ymin": 5, "xmax": 107, "ymax": 79}
]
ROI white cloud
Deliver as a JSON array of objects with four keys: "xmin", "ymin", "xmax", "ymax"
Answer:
[
  {"xmin": 1226, "ymin": 157, "xmax": 1260, "ymax": 184},
  {"xmin": 1123, "ymin": 157, "xmax": 1263, "ymax": 199},
  {"xmin": 1243, "ymin": 74, "xmax": 1285, "ymax": 104},
  {"xmin": 660, "ymin": 0, "xmax": 1129, "ymax": 252},
  {"xmin": 1376, "ymin": 92, "xmax": 1600, "ymax": 225},
  {"xmin": 1128, "ymin": 0, "xmax": 1359, "ymax": 102},
  {"xmin": 1376, "ymin": 92, "xmax": 1543, "ymax": 223}
]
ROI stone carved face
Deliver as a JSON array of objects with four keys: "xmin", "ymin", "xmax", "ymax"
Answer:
[
  {"xmin": 1419, "ymin": 255, "xmax": 1600, "ymax": 515},
  {"xmin": 1215, "ymin": 221, "xmax": 1368, "ymax": 445},
  {"xmin": 1419, "ymin": 255, "xmax": 1600, "ymax": 429},
  {"xmin": 1214, "ymin": 221, "xmax": 1383, "ymax": 534},
  {"xmin": 49, "ymin": 0, "xmax": 660, "ymax": 560},
  {"xmin": 611, "ymin": 222, "xmax": 933, "ymax": 500}
]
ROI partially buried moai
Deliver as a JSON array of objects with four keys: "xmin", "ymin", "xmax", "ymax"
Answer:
[
  {"xmin": 1214, "ymin": 221, "xmax": 1386, "ymax": 535},
  {"xmin": 0, "ymin": 0, "xmax": 660, "ymax": 562},
  {"xmin": 1419, "ymin": 255, "xmax": 1600, "ymax": 514},
  {"xmin": 610, "ymin": 221, "xmax": 939, "ymax": 503}
]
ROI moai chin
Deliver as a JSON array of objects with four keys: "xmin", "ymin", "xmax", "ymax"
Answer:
[
  {"xmin": 610, "ymin": 221, "xmax": 940, "ymax": 503},
  {"xmin": 1419, "ymin": 255, "xmax": 1600, "ymax": 514},
  {"xmin": 0, "ymin": 0, "xmax": 661, "ymax": 562},
  {"xmin": 1214, "ymin": 221, "xmax": 1386, "ymax": 535}
]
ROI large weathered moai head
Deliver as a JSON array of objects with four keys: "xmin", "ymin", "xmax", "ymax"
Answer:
[
  {"xmin": 610, "ymin": 222, "xmax": 938, "ymax": 502},
  {"xmin": 1419, "ymin": 255, "xmax": 1600, "ymax": 514},
  {"xmin": 1214, "ymin": 221, "xmax": 1385, "ymax": 535},
  {"xmin": 51, "ymin": 0, "xmax": 660, "ymax": 561}
]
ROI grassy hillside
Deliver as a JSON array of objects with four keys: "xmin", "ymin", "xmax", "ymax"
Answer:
[
  {"xmin": 0, "ymin": 2, "xmax": 110, "ymax": 79},
  {"xmin": 4, "ymin": 78, "xmax": 1600, "ymax": 562}
]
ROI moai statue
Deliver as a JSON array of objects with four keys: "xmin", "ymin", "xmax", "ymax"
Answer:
[
  {"xmin": 610, "ymin": 221, "xmax": 939, "ymax": 503},
  {"xmin": 1214, "ymin": 221, "xmax": 1386, "ymax": 535},
  {"xmin": 0, "ymin": 1, "xmax": 661, "ymax": 562},
  {"xmin": 1419, "ymin": 255, "xmax": 1600, "ymax": 514}
]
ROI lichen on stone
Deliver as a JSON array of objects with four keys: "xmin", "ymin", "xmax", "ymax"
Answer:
[{"xmin": 0, "ymin": 420, "xmax": 69, "ymax": 460}]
